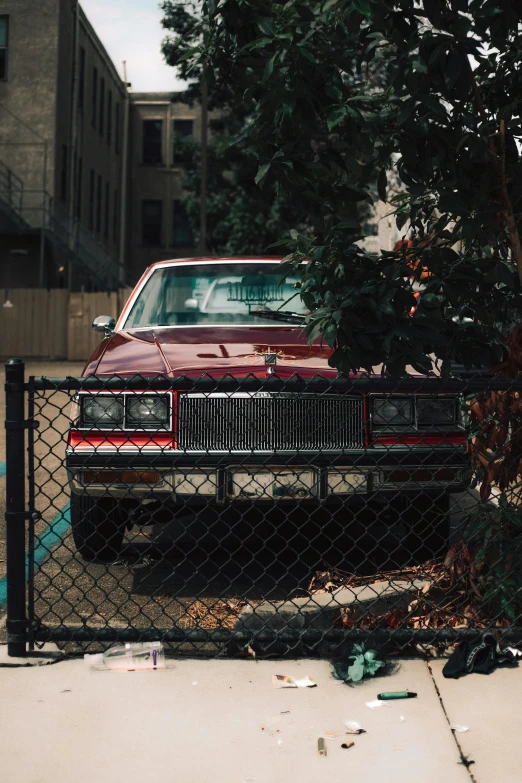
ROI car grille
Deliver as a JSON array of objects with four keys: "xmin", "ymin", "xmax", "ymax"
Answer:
[{"xmin": 177, "ymin": 393, "xmax": 364, "ymax": 452}]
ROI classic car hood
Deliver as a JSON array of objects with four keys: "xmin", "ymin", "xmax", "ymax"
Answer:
[{"xmin": 86, "ymin": 326, "xmax": 335, "ymax": 376}]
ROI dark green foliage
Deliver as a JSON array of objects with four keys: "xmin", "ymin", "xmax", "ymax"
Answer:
[
  {"xmin": 466, "ymin": 495, "xmax": 522, "ymax": 622},
  {"xmin": 161, "ymin": 0, "xmax": 522, "ymax": 375},
  {"xmin": 161, "ymin": 2, "xmax": 312, "ymax": 254}
]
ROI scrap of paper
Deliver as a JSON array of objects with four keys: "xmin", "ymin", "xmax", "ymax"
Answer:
[{"xmin": 272, "ymin": 674, "xmax": 317, "ymax": 689}]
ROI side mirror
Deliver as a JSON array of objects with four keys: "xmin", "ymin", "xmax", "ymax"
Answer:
[
  {"xmin": 184, "ymin": 298, "xmax": 199, "ymax": 311},
  {"xmin": 92, "ymin": 315, "xmax": 116, "ymax": 336}
]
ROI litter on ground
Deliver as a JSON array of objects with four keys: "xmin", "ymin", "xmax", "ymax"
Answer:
[
  {"xmin": 272, "ymin": 675, "xmax": 316, "ymax": 689},
  {"xmin": 343, "ymin": 720, "xmax": 365, "ymax": 734}
]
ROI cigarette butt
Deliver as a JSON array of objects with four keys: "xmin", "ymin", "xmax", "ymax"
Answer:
[
  {"xmin": 341, "ymin": 740, "xmax": 355, "ymax": 750},
  {"xmin": 318, "ymin": 737, "xmax": 327, "ymax": 757}
]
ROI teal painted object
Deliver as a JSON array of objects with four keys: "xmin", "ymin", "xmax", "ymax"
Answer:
[
  {"xmin": 0, "ymin": 463, "xmax": 6, "ymax": 478},
  {"xmin": 0, "ymin": 503, "xmax": 71, "ymax": 608}
]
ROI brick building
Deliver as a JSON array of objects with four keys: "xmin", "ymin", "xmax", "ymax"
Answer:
[
  {"xmin": 0, "ymin": 0, "xmax": 129, "ymax": 290},
  {"xmin": 126, "ymin": 92, "xmax": 210, "ymax": 282},
  {"xmin": 0, "ymin": 0, "xmax": 400, "ymax": 292}
]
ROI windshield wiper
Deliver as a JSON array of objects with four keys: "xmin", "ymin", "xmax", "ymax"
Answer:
[{"xmin": 253, "ymin": 309, "xmax": 306, "ymax": 324}]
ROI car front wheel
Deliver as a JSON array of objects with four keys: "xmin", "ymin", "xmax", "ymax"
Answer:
[{"xmin": 70, "ymin": 495, "xmax": 125, "ymax": 562}]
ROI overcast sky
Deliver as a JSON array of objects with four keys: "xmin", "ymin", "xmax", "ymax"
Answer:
[{"xmin": 81, "ymin": 0, "xmax": 188, "ymax": 92}]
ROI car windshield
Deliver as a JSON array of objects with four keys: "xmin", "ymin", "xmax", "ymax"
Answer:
[{"xmin": 123, "ymin": 262, "xmax": 308, "ymax": 328}]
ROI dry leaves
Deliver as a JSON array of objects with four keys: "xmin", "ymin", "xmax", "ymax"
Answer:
[
  {"xmin": 467, "ymin": 330, "xmax": 522, "ymax": 501},
  {"xmin": 180, "ymin": 599, "xmax": 246, "ymax": 629},
  {"xmin": 309, "ymin": 554, "xmax": 517, "ymax": 631}
]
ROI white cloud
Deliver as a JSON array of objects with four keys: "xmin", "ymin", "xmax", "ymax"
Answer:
[{"xmin": 80, "ymin": 0, "xmax": 188, "ymax": 92}]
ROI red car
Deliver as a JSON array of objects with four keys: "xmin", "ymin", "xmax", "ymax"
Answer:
[{"xmin": 67, "ymin": 257, "xmax": 470, "ymax": 563}]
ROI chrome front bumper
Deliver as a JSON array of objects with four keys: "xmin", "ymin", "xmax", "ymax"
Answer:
[{"xmin": 68, "ymin": 463, "xmax": 472, "ymax": 500}]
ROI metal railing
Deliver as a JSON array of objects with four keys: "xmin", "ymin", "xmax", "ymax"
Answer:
[
  {"xmin": 0, "ymin": 159, "xmax": 24, "ymax": 216},
  {"xmin": 0, "ymin": 159, "xmax": 126, "ymax": 289}
]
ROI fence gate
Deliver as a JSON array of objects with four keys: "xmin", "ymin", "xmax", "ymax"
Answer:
[{"xmin": 5, "ymin": 359, "xmax": 522, "ymax": 657}]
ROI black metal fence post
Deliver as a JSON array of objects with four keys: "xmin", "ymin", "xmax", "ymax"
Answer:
[{"xmin": 5, "ymin": 358, "xmax": 27, "ymax": 656}]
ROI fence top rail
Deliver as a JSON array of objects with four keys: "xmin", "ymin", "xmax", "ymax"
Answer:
[{"xmin": 24, "ymin": 371, "xmax": 522, "ymax": 393}]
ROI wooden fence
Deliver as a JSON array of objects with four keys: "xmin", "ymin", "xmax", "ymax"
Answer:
[{"xmin": 0, "ymin": 289, "xmax": 132, "ymax": 362}]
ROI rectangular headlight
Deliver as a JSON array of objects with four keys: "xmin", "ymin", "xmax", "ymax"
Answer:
[
  {"xmin": 372, "ymin": 397, "xmax": 413, "ymax": 429},
  {"xmin": 417, "ymin": 396, "xmax": 458, "ymax": 427},
  {"xmin": 81, "ymin": 395, "xmax": 124, "ymax": 428},
  {"xmin": 126, "ymin": 395, "xmax": 170, "ymax": 430}
]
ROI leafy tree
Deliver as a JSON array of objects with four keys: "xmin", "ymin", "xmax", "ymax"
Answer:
[
  {"xmin": 161, "ymin": 1, "xmax": 379, "ymax": 256},
  {"xmin": 167, "ymin": 107, "xmax": 314, "ymax": 255},
  {"xmin": 161, "ymin": 0, "xmax": 522, "ymax": 377},
  {"xmin": 162, "ymin": 2, "xmax": 312, "ymax": 254}
]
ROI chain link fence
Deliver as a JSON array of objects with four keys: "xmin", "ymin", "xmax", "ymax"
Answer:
[{"xmin": 5, "ymin": 360, "xmax": 522, "ymax": 657}]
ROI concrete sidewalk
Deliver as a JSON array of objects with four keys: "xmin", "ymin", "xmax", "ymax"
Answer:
[
  {"xmin": 0, "ymin": 654, "xmax": 484, "ymax": 783},
  {"xmin": 430, "ymin": 659, "xmax": 522, "ymax": 782}
]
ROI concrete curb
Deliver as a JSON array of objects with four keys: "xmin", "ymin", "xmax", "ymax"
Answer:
[{"xmin": 230, "ymin": 578, "xmax": 429, "ymax": 655}]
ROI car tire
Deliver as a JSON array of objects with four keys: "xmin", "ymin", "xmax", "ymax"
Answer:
[{"xmin": 71, "ymin": 495, "xmax": 125, "ymax": 562}]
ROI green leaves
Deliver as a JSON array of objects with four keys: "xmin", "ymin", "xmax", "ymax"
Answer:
[
  {"xmin": 298, "ymin": 46, "xmax": 318, "ymax": 64},
  {"xmin": 256, "ymin": 17, "xmax": 276, "ymax": 37},
  {"xmin": 352, "ymin": 0, "xmax": 372, "ymax": 16},
  {"xmin": 254, "ymin": 162, "xmax": 271, "ymax": 186},
  {"xmin": 263, "ymin": 52, "xmax": 278, "ymax": 81},
  {"xmin": 161, "ymin": 0, "xmax": 522, "ymax": 375},
  {"xmin": 333, "ymin": 644, "xmax": 386, "ymax": 683},
  {"xmin": 327, "ymin": 106, "xmax": 348, "ymax": 130}
]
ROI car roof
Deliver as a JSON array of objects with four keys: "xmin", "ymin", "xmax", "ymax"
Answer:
[{"xmin": 146, "ymin": 256, "xmax": 285, "ymax": 271}]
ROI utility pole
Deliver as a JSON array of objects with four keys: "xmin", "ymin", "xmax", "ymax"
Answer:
[{"xmin": 199, "ymin": 77, "xmax": 208, "ymax": 255}]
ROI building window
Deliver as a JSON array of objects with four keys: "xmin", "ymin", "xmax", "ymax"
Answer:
[
  {"xmin": 142, "ymin": 200, "xmax": 163, "ymax": 246},
  {"xmin": 172, "ymin": 119, "xmax": 193, "ymax": 165},
  {"xmin": 0, "ymin": 17, "xmax": 9, "ymax": 80},
  {"xmin": 99, "ymin": 78, "xmax": 105, "ymax": 136},
  {"xmin": 60, "ymin": 145, "xmax": 68, "ymax": 203},
  {"xmin": 88, "ymin": 169, "xmax": 95, "ymax": 230},
  {"xmin": 142, "ymin": 120, "xmax": 163, "ymax": 164},
  {"xmin": 115, "ymin": 102, "xmax": 120, "ymax": 154},
  {"xmin": 107, "ymin": 90, "xmax": 112, "ymax": 146},
  {"xmin": 96, "ymin": 174, "xmax": 102, "ymax": 233},
  {"xmin": 91, "ymin": 67, "xmax": 98, "ymax": 128},
  {"xmin": 173, "ymin": 119, "xmax": 193, "ymax": 137},
  {"xmin": 173, "ymin": 200, "xmax": 194, "ymax": 247},
  {"xmin": 113, "ymin": 189, "xmax": 119, "ymax": 244},
  {"xmin": 76, "ymin": 157, "xmax": 83, "ymax": 220},
  {"xmin": 104, "ymin": 182, "xmax": 110, "ymax": 239},
  {"xmin": 78, "ymin": 47, "xmax": 86, "ymax": 110}
]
